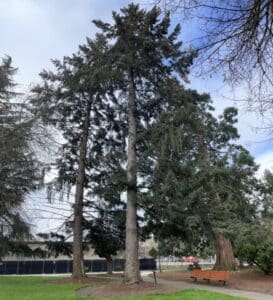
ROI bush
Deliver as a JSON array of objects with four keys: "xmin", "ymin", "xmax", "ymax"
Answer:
[
  {"xmin": 236, "ymin": 233, "xmax": 273, "ymax": 275},
  {"xmin": 256, "ymin": 238, "xmax": 273, "ymax": 275}
]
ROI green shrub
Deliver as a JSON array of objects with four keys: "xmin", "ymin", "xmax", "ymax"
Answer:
[
  {"xmin": 236, "ymin": 232, "xmax": 273, "ymax": 275},
  {"xmin": 256, "ymin": 237, "xmax": 273, "ymax": 275}
]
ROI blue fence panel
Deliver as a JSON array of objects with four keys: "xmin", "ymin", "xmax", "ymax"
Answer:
[
  {"xmin": 44, "ymin": 261, "xmax": 54, "ymax": 274},
  {"xmin": 0, "ymin": 258, "xmax": 156, "ymax": 274},
  {"xmin": 91, "ymin": 259, "xmax": 107, "ymax": 272},
  {"xmin": 55, "ymin": 260, "xmax": 70, "ymax": 273},
  {"xmin": 4, "ymin": 261, "xmax": 17, "ymax": 274}
]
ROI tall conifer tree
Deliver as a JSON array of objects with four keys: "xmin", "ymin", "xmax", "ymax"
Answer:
[
  {"xmin": 94, "ymin": 4, "xmax": 194, "ymax": 283},
  {"xmin": 31, "ymin": 36, "xmax": 112, "ymax": 279},
  {"xmin": 144, "ymin": 81, "xmax": 258, "ymax": 270},
  {"xmin": 0, "ymin": 56, "xmax": 43, "ymax": 256}
]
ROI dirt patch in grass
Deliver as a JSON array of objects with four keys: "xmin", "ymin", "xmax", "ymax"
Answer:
[
  {"xmin": 50, "ymin": 274, "xmax": 121, "ymax": 285},
  {"xmin": 78, "ymin": 281, "xmax": 179, "ymax": 298},
  {"xmin": 156, "ymin": 268, "xmax": 273, "ymax": 295}
]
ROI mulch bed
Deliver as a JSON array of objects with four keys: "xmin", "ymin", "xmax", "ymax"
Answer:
[
  {"xmin": 77, "ymin": 282, "xmax": 178, "ymax": 298},
  {"xmin": 228, "ymin": 269, "xmax": 273, "ymax": 294},
  {"xmin": 50, "ymin": 274, "xmax": 121, "ymax": 285},
  {"xmin": 156, "ymin": 268, "xmax": 273, "ymax": 295}
]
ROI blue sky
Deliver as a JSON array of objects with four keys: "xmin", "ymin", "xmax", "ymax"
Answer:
[{"xmin": 1, "ymin": 0, "xmax": 273, "ymax": 232}]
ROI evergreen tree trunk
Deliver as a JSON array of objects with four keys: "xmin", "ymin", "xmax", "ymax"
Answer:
[
  {"xmin": 106, "ymin": 256, "xmax": 113, "ymax": 275},
  {"xmin": 72, "ymin": 101, "xmax": 91, "ymax": 279},
  {"xmin": 213, "ymin": 233, "xmax": 237, "ymax": 271},
  {"xmin": 124, "ymin": 69, "xmax": 141, "ymax": 284}
]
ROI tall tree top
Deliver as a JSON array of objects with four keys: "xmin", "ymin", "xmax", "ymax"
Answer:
[
  {"xmin": 0, "ymin": 56, "xmax": 17, "ymax": 102},
  {"xmin": 93, "ymin": 4, "xmax": 194, "ymax": 84}
]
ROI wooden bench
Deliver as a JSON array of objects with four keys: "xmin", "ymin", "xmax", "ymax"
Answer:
[
  {"xmin": 190, "ymin": 270, "xmax": 209, "ymax": 281},
  {"xmin": 190, "ymin": 269, "xmax": 229, "ymax": 285}
]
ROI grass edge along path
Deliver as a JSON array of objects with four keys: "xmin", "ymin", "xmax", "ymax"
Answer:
[
  {"xmin": 0, "ymin": 276, "xmax": 246, "ymax": 300},
  {"xmin": 115, "ymin": 289, "xmax": 247, "ymax": 300}
]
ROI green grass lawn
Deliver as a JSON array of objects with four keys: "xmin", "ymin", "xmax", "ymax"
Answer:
[
  {"xmin": 0, "ymin": 276, "xmax": 246, "ymax": 300},
  {"xmin": 0, "ymin": 276, "xmax": 84, "ymax": 300},
  {"xmin": 120, "ymin": 290, "xmax": 247, "ymax": 300}
]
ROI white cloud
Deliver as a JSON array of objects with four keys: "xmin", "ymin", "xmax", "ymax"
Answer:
[
  {"xmin": 0, "ymin": 0, "xmax": 129, "ymax": 90},
  {"xmin": 256, "ymin": 151, "xmax": 273, "ymax": 178}
]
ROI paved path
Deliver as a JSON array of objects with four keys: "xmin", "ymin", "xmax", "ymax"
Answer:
[{"xmin": 144, "ymin": 275, "xmax": 273, "ymax": 300}]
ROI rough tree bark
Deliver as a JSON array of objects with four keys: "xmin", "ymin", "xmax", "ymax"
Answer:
[
  {"xmin": 106, "ymin": 256, "xmax": 113, "ymax": 275},
  {"xmin": 72, "ymin": 100, "xmax": 91, "ymax": 279},
  {"xmin": 213, "ymin": 233, "xmax": 237, "ymax": 271},
  {"xmin": 124, "ymin": 69, "xmax": 141, "ymax": 284}
]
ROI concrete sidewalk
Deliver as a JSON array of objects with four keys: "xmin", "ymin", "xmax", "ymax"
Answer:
[{"xmin": 144, "ymin": 275, "xmax": 273, "ymax": 300}]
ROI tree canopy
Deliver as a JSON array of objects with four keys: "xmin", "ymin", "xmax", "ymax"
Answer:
[{"xmin": 0, "ymin": 57, "xmax": 44, "ymax": 259}]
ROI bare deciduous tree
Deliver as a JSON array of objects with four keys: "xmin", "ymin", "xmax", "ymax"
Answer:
[{"xmin": 154, "ymin": 0, "xmax": 273, "ymax": 123}]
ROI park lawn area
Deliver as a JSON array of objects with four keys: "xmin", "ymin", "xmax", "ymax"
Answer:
[
  {"xmin": 121, "ymin": 290, "xmax": 247, "ymax": 300},
  {"xmin": 0, "ymin": 276, "xmax": 246, "ymax": 300},
  {"xmin": 0, "ymin": 276, "xmax": 85, "ymax": 300}
]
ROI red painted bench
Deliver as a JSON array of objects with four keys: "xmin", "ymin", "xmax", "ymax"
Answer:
[{"xmin": 190, "ymin": 269, "xmax": 230, "ymax": 285}]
